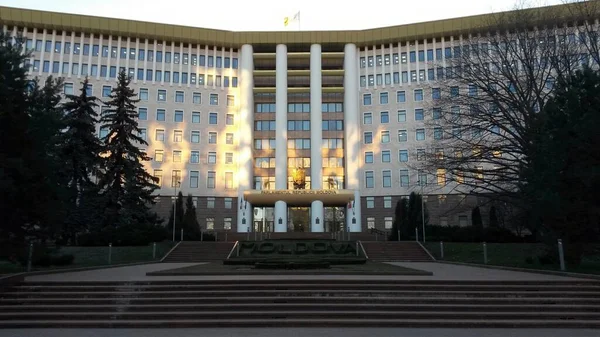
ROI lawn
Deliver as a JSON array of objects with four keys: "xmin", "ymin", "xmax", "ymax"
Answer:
[
  {"xmin": 423, "ymin": 242, "xmax": 600, "ymax": 275},
  {"xmin": 0, "ymin": 242, "xmax": 175, "ymax": 275}
]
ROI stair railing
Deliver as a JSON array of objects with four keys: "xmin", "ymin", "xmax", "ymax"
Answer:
[
  {"xmin": 417, "ymin": 241, "xmax": 436, "ymax": 261},
  {"xmin": 369, "ymin": 228, "xmax": 390, "ymax": 241},
  {"xmin": 226, "ymin": 241, "xmax": 240, "ymax": 260},
  {"xmin": 160, "ymin": 241, "xmax": 182, "ymax": 262},
  {"xmin": 358, "ymin": 240, "xmax": 369, "ymax": 259}
]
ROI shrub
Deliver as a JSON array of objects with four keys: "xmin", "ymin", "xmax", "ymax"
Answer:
[
  {"xmin": 78, "ymin": 223, "xmax": 168, "ymax": 246},
  {"xmin": 425, "ymin": 225, "xmax": 532, "ymax": 243}
]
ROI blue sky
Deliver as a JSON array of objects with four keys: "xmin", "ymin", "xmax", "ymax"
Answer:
[{"xmin": 0, "ymin": 0, "xmax": 561, "ymax": 31}]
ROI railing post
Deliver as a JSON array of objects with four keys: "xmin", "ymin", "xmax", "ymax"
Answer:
[
  {"xmin": 397, "ymin": 229, "xmax": 401, "ymax": 242},
  {"xmin": 347, "ymin": 227, "xmax": 350, "ymax": 241},
  {"xmin": 440, "ymin": 241, "xmax": 444, "ymax": 259},
  {"xmin": 356, "ymin": 241, "xmax": 359, "ymax": 256},
  {"xmin": 415, "ymin": 227, "xmax": 419, "ymax": 242},
  {"xmin": 558, "ymin": 239, "xmax": 566, "ymax": 271},
  {"xmin": 152, "ymin": 242, "xmax": 157, "ymax": 259},
  {"xmin": 375, "ymin": 232, "xmax": 378, "ymax": 241},
  {"xmin": 247, "ymin": 227, "xmax": 250, "ymax": 241},
  {"xmin": 108, "ymin": 243, "xmax": 112, "ymax": 265},
  {"xmin": 483, "ymin": 242, "xmax": 488, "ymax": 264},
  {"xmin": 201, "ymin": 230, "xmax": 204, "ymax": 242},
  {"xmin": 26, "ymin": 243, "xmax": 33, "ymax": 272},
  {"xmin": 215, "ymin": 231, "xmax": 218, "ymax": 242},
  {"xmin": 180, "ymin": 228, "xmax": 183, "ymax": 241},
  {"xmin": 225, "ymin": 232, "xmax": 228, "ymax": 242}
]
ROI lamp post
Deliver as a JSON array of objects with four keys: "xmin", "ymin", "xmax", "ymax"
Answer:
[{"xmin": 172, "ymin": 180, "xmax": 181, "ymax": 242}]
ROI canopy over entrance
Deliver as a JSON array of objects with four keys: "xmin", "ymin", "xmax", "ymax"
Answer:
[{"xmin": 243, "ymin": 189, "xmax": 355, "ymax": 207}]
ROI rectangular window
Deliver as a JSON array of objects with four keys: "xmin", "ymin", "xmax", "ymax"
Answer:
[
  {"xmin": 188, "ymin": 171, "xmax": 199, "ymax": 188},
  {"xmin": 154, "ymin": 169, "xmax": 163, "ymax": 187},
  {"xmin": 364, "ymin": 132, "xmax": 373, "ymax": 144},
  {"xmin": 139, "ymin": 88, "xmax": 149, "ymax": 101},
  {"xmin": 64, "ymin": 83, "xmax": 74, "ymax": 95},
  {"xmin": 191, "ymin": 130, "xmax": 200, "ymax": 143},
  {"xmin": 192, "ymin": 112, "xmax": 201, "ymax": 124},
  {"xmin": 365, "ymin": 171, "xmax": 374, "ymax": 188},
  {"xmin": 208, "ymin": 132, "xmax": 217, "ymax": 144},
  {"xmin": 400, "ymin": 169, "xmax": 409, "ymax": 187},
  {"xmin": 367, "ymin": 217, "xmax": 375, "ymax": 229},
  {"xmin": 138, "ymin": 108, "xmax": 147, "ymax": 120},
  {"xmin": 382, "ymin": 170, "xmax": 392, "ymax": 188},
  {"xmin": 209, "ymin": 112, "xmax": 218, "ymax": 124},
  {"xmin": 366, "ymin": 197, "xmax": 375, "ymax": 208},
  {"xmin": 384, "ymin": 217, "xmax": 393, "ymax": 229},
  {"xmin": 416, "ymin": 128, "xmax": 425, "ymax": 141},
  {"xmin": 399, "ymin": 150, "xmax": 408, "ymax": 162},
  {"xmin": 225, "ymin": 152, "xmax": 233, "ymax": 164},
  {"xmin": 384, "ymin": 196, "xmax": 392, "ymax": 209},
  {"xmin": 174, "ymin": 110, "xmax": 183, "ymax": 122},
  {"xmin": 382, "ymin": 150, "xmax": 391, "ymax": 163},
  {"xmin": 381, "ymin": 131, "xmax": 390, "ymax": 143},
  {"xmin": 227, "ymin": 95, "xmax": 235, "ymax": 107},
  {"xmin": 398, "ymin": 129, "xmax": 407, "ymax": 142},
  {"xmin": 363, "ymin": 112, "xmax": 372, "ymax": 125},
  {"xmin": 224, "ymin": 198, "xmax": 233, "ymax": 209},
  {"xmin": 224, "ymin": 217, "xmax": 232, "ymax": 230},
  {"xmin": 190, "ymin": 151, "xmax": 200, "ymax": 164},
  {"xmin": 226, "ymin": 133, "xmax": 234, "ymax": 145},
  {"xmin": 171, "ymin": 170, "xmax": 182, "ymax": 188},
  {"xmin": 434, "ymin": 127, "xmax": 443, "ymax": 140},
  {"xmin": 363, "ymin": 94, "xmax": 371, "ymax": 105},
  {"xmin": 414, "ymin": 89, "xmax": 423, "ymax": 101},
  {"xmin": 139, "ymin": 129, "xmax": 147, "ymax": 141},
  {"xmin": 208, "ymin": 152, "xmax": 217, "ymax": 164},
  {"xmin": 379, "ymin": 92, "xmax": 388, "ymax": 104},
  {"xmin": 173, "ymin": 130, "xmax": 183, "ymax": 143},
  {"xmin": 225, "ymin": 172, "xmax": 234, "ymax": 189},
  {"xmin": 397, "ymin": 91, "xmax": 406, "ymax": 103},
  {"xmin": 102, "ymin": 86, "xmax": 111, "ymax": 97},
  {"xmin": 175, "ymin": 91, "xmax": 184, "ymax": 103},
  {"xmin": 155, "ymin": 129, "xmax": 165, "ymax": 142},
  {"xmin": 365, "ymin": 152, "xmax": 373, "ymax": 164},
  {"xmin": 207, "ymin": 171, "xmax": 216, "ymax": 188},
  {"xmin": 172, "ymin": 150, "xmax": 182, "ymax": 163},
  {"xmin": 156, "ymin": 109, "xmax": 165, "ymax": 121},
  {"xmin": 226, "ymin": 114, "xmax": 234, "ymax": 125},
  {"xmin": 397, "ymin": 110, "xmax": 407, "ymax": 122},
  {"xmin": 154, "ymin": 149, "xmax": 164, "ymax": 162},
  {"xmin": 206, "ymin": 217, "xmax": 215, "ymax": 229},
  {"xmin": 415, "ymin": 109, "xmax": 424, "ymax": 121},
  {"xmin": 210, "ymin": 94, "xmax": 219, "ymax": 105},
  {"xmin": 380, "ymin": 111, "xmax": 389, "ymax": 123}
]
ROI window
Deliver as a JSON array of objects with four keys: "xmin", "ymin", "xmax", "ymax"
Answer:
[
  {"xmin": 208, "ymin": 132, "xmax": 217, "ymax": 144},
  {"xmin": 363, "ymin": 112, "xmax": 372, "ymax": 124},
  {"xmin": 173, "ymin": 130, "xmax": 183, "ymax": 142},
  {"xmin": 400, "ymin": 169, "xmax": 409, "ymax": 187},
  {"xmin": 365, "ymin": 171, "xmax": 374, "ymax": 188},
  {"xmin": 154, "ymin": 170, "xmax": 163, "ymax": 187},
  {"xmin": 224, "ymin": 198, "xmax": 233, "ymax": 209},
  {"xmin": 432, "ymin": 88, "xmax": 441, "ymax": 100},
  {"xmin": 414, "ymin": 89, "xmax": 423, "ymax": 101},
  {"xmin": 367, "ymin": 217, "xmax": 375, "ymax": 230},
  {"xmin": 379, "ymin": 92, "xmax": 388, "ymax": 105},
  {"xmin": 171, "ymin": 170, "xmax": 182, "ymax": 187},
  {"xmin": 434, "ymin": 127, "xmax": 443, "ymax": 140},
  {"xmin": 366, "ymin": 197, "xmax": 375, "ymax": 209},
  {"xmin": 380, "ymin": 111, "xmax": 389, "ymax": 123},
  {"xmin": 397, "ymin": 91, "xmax": 406, "ymax": 102},
  {"xmin": 207, "ymin": 197, "xmax": 215, "ymax": 209},
  {"xmin": 432, "ymin": 108, "xmax": 442, "ymax": 120},
  {"xmin": 382, "ymin": 150, "xmax": 391, "ymax": 163},
  {"xmin": 225, "ymin": 152, "xmax": 233, "ymax": 164},
  {"xmin": 437, "ymin": 168, "xmax": 447, "ymax": 186},
  {"xmin": 363, "ymin": 94, "xmax": 372, "ymax": 105},
  {"xmin": 384, "ymin": 217, "xmax": 393, "ymax": 229},
  {"xmin": 415, "ymin": 109, "xmax": 424, "ymax": 121},
  {"xmin": 157, "ymin": 90, "xmax": 166, "ymax": 101},
  {"xmin": 450, "ymin": 86, "xmax": 459, "ymax": 97},
  {"xmin": 224, "ymin": 217, "xmax": 232, "ymax": 230},
  {"xmin": 174, "ymin": 110, "xmax": 183, "ymax": 122},
  {"xmin": 175, "ymin": 91, "xmax": 184, "ymax": 103},
  {"xmin": 418, "ymin": 171, "xmax": 428, "ymax": 186},
  {"xmin": 188, "ymin": 171, "xmax": 199, "ymax": 188},
  {"xmin": 225, "ymin": 172, "xmax": 234, "ymax": 189},
  {"xmin": 227, "ymin": 95, "xmax": 235, "ymax": 107},
  {"xmin": 209, "ymin": 112, "xmax": 218, "ymax": 124},
  {"xmin": 398, "ymin": 130, "xmax": 407, "ymax": 142},
  {"xmin": 191, "ymin": 131, "xmax": 200, "ymax": 143},
  {"xmin": 226, "ymin": 133, "xmax": 234, "ymax": 145},
  {"xmin": 384, "ymin": 197, "xmax": 392, "ymax": 209},
  {"xmin": 210, "ymin": 94, "xmax": 219, "ymax": 105},
  {"xmin": 207, "ymin": 171, "xmax": 216, "ymax": 188},
  {"xmin": 64, "ymin": 83, "xmax": 74, "ymax": 95},
  {"xmin": 155, "ymin": 129, "xmax": 165, "ymax": 142},
  {"xmin": 208, "ymin": 152, "xmax": 217, "ymax": 164},
  {"xmin": 156, "ymin": 109, "xmax": 165, "ymax": 121},
  {"xmin": 381, "ymin": 131, "xmax": 390, "ymax": 143},
  {"xmin": 398, "ymin": 110, "xmax": 406, "ymax": 122},
  {"xmin": 382, "ymin": 170, "xmax": 392, "ymax": 187},
  {"xmin": 206, "ymin": 217, "xmax": 215, "ymax": 230},
  {"xmin": 139, "ymin": 88, "xmax": 149, "ymax": 101},
  {"xmin": 85, "ymin": 85, "xmax": 93, "ymax": 96},
  {"xmin": 172, "ymin": 150, "xmax": 182, "ymax": 163},
  {"xmin": 416, "ymin": 129, "xmax": 425, "ymax": 141},
  {"xmin": 193, "ymin": 92, "xmax": 201, "ymax": 104},
  {"xmin": 365, "ymin": 152, "xmax": 373, "ymax": 164},
  {"xmin": 417, "ymin": 149, "xmax": 426, "ymax": 161},
  {"xmin": 364, "ymin": 132, "xmax": 373, "ymax": 144},
  {"xmin": 399, "ymin": 150, "xmax": 408, "ymax": 162},
  {"xmin": 138, "ymin": 108, "xmax": 147, "ymax": 120},
  {"xmin": 226, "ymin": 114, "xmax": 234, "ymax": 125},
  {"xmin": 190, "ymin": 151, "xmax": 199, "ymax": 164},
  {"xmin": 102, "ymin": 86, "xmax": 111, "ymax": 97},
  {"xmin": 99, "ymin": 127, "xmax": 109, "ymax": 139},
  {"xmin": 192, "ymin": 111, "xmax": 200, "ymax": 123}
]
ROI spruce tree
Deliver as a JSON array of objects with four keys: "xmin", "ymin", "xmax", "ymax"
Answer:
[
  {"xmin": 182, "ymin": 194, "xmax": 201, "ymax": 240},
  {"xmin": 60, "ymin": 78, "xmax": 103, "ymax": 243},
  {"xmin": 390, "ymin": 198, "xmax": 408, "ymax": 241},
  {"xmin": 98, "ymin": 70, "xmax": 159, "ymax": 231},
  {"xmin": 407, "ymin": 192, "xmax": 429, "ymax": 239},
  {"xmin": 489, "ymin": 206, "xmax": 499, "ymax": 228},
  {"xmin": 471, "ymin": 206, "xmax": 483, "ymax": 229},
  {"xmin": 167, "ymin": 191, "xmax": 185, "ymax": 240}
]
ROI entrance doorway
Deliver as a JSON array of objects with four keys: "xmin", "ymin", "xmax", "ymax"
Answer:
[
  {"xmin": 288, "ymin": 207, "xmax": 310, "ymax": 232},
  {"xmin": 253, "ymin": 207, "xmax": 274, "ymax": 232},
  {"xmin": 324, "ymin": 207, "xmax": 346, "ymax": 232}
]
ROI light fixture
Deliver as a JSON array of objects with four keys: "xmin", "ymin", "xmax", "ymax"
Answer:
[
  {"xmin": 278, "ymin": 217, "xmax": 283, "ymax": 225},
  {"xmin": 316, "ymin": 217, "xmax": 320, "ymax": 225}
]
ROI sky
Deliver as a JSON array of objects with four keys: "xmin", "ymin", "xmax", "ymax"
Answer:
[{"xmin": 0, "ymin": 0, "xmax": 563, "ymax": 31}]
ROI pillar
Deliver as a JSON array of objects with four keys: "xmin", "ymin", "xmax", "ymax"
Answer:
[
  {"xmin": 237, "ymin": 44, "xmax": 254, "ymax": 232},
  {"xmin": 274, "ymin": 44, "xmax": 288, "ymax": 232},
  {"xmin": 344, "ymin": 43, "xmax": 362, "ymax": 232},
  {"xmin": 310, "ymin": 44, "xmax": 324, "ymax": 232}
]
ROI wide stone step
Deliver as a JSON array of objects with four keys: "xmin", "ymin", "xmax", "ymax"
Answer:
[
  {"xmin": 11, "ymin": 284, "xmax": 600, "ymax": 292},
  {"xmin": 2, "ymin": 318, "xmax": 599, "ymax": 328},
  {"xmin": 2, "ymin": 310, "xmax": 600, "ymax": 320},
  {"xmin": 4, "ymin": 290, "xmax": 600, "ymax": 299},
  {"xmin": 2, "ymin": 303, "xmax": 600, "ymax": 313}
]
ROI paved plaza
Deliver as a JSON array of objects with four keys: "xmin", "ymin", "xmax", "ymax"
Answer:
[{"xmin": 24, "ymin": 261, "xmax": 586, "ymax": 282}]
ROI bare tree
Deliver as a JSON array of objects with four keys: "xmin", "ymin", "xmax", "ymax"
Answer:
[{"xmin": 417, "ymin": 1, "xmax": 600, "ymax": 210}]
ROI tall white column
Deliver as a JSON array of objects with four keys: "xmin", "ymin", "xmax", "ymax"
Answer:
[
  {"xmin": 344, "ymin": 43, "xmax": 362, "ymax": 232},
  {"xmin": 237, "ymin": 44, "xmax": 254, "ymax": 233},
  {"xmin": 310, "ymin": 44, "xmax": 324, "ymax": 232},
  {"xmin": 274, "ymin": 44, "xmax": 288, "ymax": 232}
]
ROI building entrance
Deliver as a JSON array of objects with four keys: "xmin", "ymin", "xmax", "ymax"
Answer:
[
  {"xmin": 324, "ymin": 206, "xmax": 346, "ymax": 232},
  {"xmin": 288, "ymin": 207, "xmax": 310, "ymax": 232},
  {"xmin": 253, "ymin": 207, "xmax": 274, "ymax": 232}
]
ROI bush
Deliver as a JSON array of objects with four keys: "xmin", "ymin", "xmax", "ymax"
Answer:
[
  {"xmin": 78, "ymin": 223, "xmax": 168, "ymax": 246},
  {"xmin": 425, "ymin": 225, "xmax": 533, "ymax": 243}
]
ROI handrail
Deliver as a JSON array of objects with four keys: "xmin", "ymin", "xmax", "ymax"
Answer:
[
  {"xmin": 358, "ymin": 240, "xmax": 369, "ymax": 259},
  {"xmin": 369, "ymin": 228, "xmax": 389, "ymax": 236},
  {"xmin": 160, "ymin": 241, "xmax": 182, "ymax": 262},
  {"xmin": 226, "ymin": 241, "xmax": 239, "ymax": 260},
  {"xmin": 417, "ymin": 241, "xmax": 436, "ymax": 261}
]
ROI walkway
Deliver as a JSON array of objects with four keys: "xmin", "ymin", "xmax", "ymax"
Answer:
[{"xmin": 25, "ymin": 262, "xmax": 584, "ymax": 282}]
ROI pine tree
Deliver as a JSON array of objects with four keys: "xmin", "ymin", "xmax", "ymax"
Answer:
[
  {"xmin": 472, "ymin": 206, "xmax": 483, "ymax": 229},
  {"xmin": 489, "ymin": 206, "xmax": 499, "ymax": 228},
  {"xmin": 390, "ymin": 198, "xmax": 408, "ymax": 241},
  {"xmin": 167, "ymin": 191, "xmax": 185, "ymax": 241},
  {"xmin": 60, "ymin": 78, "xmax": 103, "ymax": 243},
  {"xmin": 182, "ymin": 194, "xmax": 201, "ymax": 240},
  {"xmin": 407, "ymin": 192, "xmax": 429, "ymax": 240},
  {"xmin": 98, "ymin": 70, "xmax": 158, "ymax": 232}
]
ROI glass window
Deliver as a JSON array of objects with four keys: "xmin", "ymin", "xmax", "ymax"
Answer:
[
  {"xmin": 210, "ymin": 94, "xmax": 219, "ymax": 105},
  {"xmin": 226, "ymin": 133, "xmax": 234, "ymax": 144},
  {"xmin": 383, "ymin": 170, "xmax": 392, "ymax": 188},
  {"xmin": 415, "ymin": 109, "xmax": 424, "ymax": 121},
  {"xmin": 192, "ymin": 111, "xmax": 200, "ymax": 123},
  {"xmin": 191, "ymin": 131, "xmax": 200, "ymax": 143},
  {"xmin": 173, "ymin": 130, "xmax": 183, "ymax": 142},
  {"xmin": 155, "ymin": 129, "xmax": 165, "ymax": 141},
  {"xmin": 139, "ymin": 88, "xmax": 149, "ymax": 101},
  {"xmin": 400, "ymin": 169, "xmax": 409, "ymax": 187},
  {"xmin": 157, "ymin": 90, "xmax": 166, "ymax": 101},
  {"xmin": 363, "ymin": 94, "xmax": 371, "ymax": 105},
  {"xmin": 398, "ymin": 110, "xmax": 406, "ymax": 122},
  {"xmin": 379, "ymin": 92, "xmax": 388, "ymax": 104},
  {"xmin": 380, "ymin": 111, "xmax": 389, "ymax": 123},
  {"xmin": 384, "ymin": 197, "xmax": 392, "ymax": 209},
  {"xmin": 364, "ymin": 132, "xmax": 373, "ymax": 144},
  {"xmin": 156, "ymin": 109, "xmax": 165, "ymax": 121},
  {"xmin": 365, "ymin": 152, "xmax": 373, "ymax": 164},
  {"xmin": 207, "ymin": 172, "xmax": 216, "ymax": 189},
  {"xmin": 366, "ymin": 197, "xmax": 375, "ymax": 208},
  {"xmin": 381, "ymin": 131, "xmax": 390, "ymax": 143},
  {"xmin": 382, "ymin": 150, "xmax": 391, "ymax": 163},
  {"xmin": 209, "ymin": 112, "xmax": 218, "ymax": 124},
  {"xmin": 363, "ymin": 112, "xmax": 372, "ymax": 125},
  {"xmin": 414, "ymin": 89, "xmax": 423, "ymax": 101},
  {"xmin": 434, "ymin": 127, "xmax": 443, "ymax": 140},
  {"xmin": 416, "ymin": 128, "xmax": 426, "ymax": 141},
  {"xmin": 174, "ymin": 110, "xmax": 183, "ymax": 122},
  {"xmin": 208, "ymin": 152, "xmax": 217, "ymax": 164},
  {"xmin": 208, "ymin": 132, "xmax": 217, "ymax": 144},
  {"xmin": 63, "ymin": 83, "xmax": 74, "ymax": 95},
  {"xmin": 399, "ymin": 150, "xmax": 409, "ymax": 162},
  {"xmin": 365, "ymin": 171, "xmax": 374, "ymax": 188},
  {"xmin": 138, "ymin": 108, "xmax": 147, "ymax": 120},
  {"xmin": 175, "ymin": 91, "xmax": 184, "ymax": 103},
  {"xmin": 397, "ymin": 91, "xmax": 406, "ymax": 102},
  {"xmin": 102, "ymin": 86, "xmax": 111, "ymax": 97},
  {"xmin": 398, "ymin": 129, "xmax": 407, "ymax": 142},
  {"xmin": 226, "ymin": 114, "xmax": 234, "ymax": 125}
]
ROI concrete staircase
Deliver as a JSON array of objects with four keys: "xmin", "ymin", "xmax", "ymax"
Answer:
[
  {"xmin": 1, "ymin": 279, "xmax": 600, "ymax": 328},
  {"xmin": 161, "ymin": 242, "xmax": 235, "ymax": 262},
  {"xmin": 361, "ymin": 241, "xmax": 434, "ymax": 262}
]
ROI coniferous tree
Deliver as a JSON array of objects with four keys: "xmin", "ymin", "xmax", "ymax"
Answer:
[
  {"xmin": 0, "ymin": 32, "xmax": 36, "ymax": 241},
  {"xmin": 390, "ymin": 198, "xmax": 408, "ymax": 241},
  {"xmin": 182, "ymin": 194, "xmax": 201, "ymax": 240},
  {"xmin": 98, "ymin": 70, "xmax": 159, "ymax": 232},
  {"xmin": 167, "ymin": 191, "xmax": 185, "ymax": 240},
  {"xmin": 471, "ymin": 206, "xmax": 483, "ymax": 230},
  {"xmin": 60, "ymin": 78, "xmax": 103, "ymax": 243},
  {"xmin": 407, "ymin": 192, "xmax": 429, "ymax": 239},
  {"xmin": 489, "ymin": 206, "xmax": 500, "ymax": 228}
]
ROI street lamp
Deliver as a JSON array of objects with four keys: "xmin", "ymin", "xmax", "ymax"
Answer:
[{"xmin": 172, "ymin": 179, "xmax": 181, "ymax": 242}]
